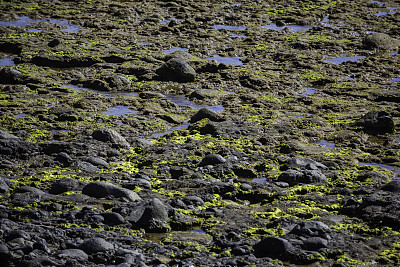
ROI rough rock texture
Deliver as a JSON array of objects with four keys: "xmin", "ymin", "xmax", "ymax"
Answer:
[
  {"xmin": 82, "ymin": 182, "xmax": 142, "ymax": 202},
  {"xmin": 156, "ymin": 58, "xmax": 196, "ymax": 82}
]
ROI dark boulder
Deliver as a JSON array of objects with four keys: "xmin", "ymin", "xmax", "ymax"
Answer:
[
  {"xmin": 356, "ymin": 110, "xmax": 394, "ymax": 135},
  {"xmin": 289, "ymin": 221, "xmax": 331, "ymax": 239},
  {"xmin": 287, "ymin": 157, "xmax": 327, "ymax": 170},
  {"xmin": 56, "ymin": 249, "xmax": 88, "ymax": 261},
  {"xmin": 278, "ymin": 169, "xmax": 327, "ymax": 186},
  {"xmin": 0, "ymin": 67, "xmax": 23, "ymax": 84},
  {"xmin": 101, "ymin": 212, "xmax": 125, "ymax": 225},
  {"xmin": 253, "ymin": 236, "xmax": 296, "ymax": 260},
  {"xmin": 198, "ymin": 154, "xmax": 226, "ymax": 167},
  {"xmin": 82, "ymin": 181, "xmax": 142, "ymax": 202},
  {"xmin": 302, "ymin": 237, "xmax": 328, "ymax": 251},
  {"xmin": 78, "ymin": 237, "xmax": 114, "ymax": 254},
  {"xmin": 127, "ymin": 198, "xmax": 169, "ymax": 232},
  {"xmin": 49, "ymin": 178, "xmax": 82, "ymax": 195},
  {"xmin": 381, "ymin": 181, "xmax": 400, "ymax": 193},
  {"xmin": 363, "ymin": 32, "xmax": 400, "ymax": 50},
  {"xmin": 92, "ymin": 128, "xmax": 130, "ymax": 148},
  {"xmin": 190, "ymin": 108, "xmax": 224, "ymax": 123},
  {"xmin": 156, "ymin": 57, "xmax": 196, "ymax": 82}
]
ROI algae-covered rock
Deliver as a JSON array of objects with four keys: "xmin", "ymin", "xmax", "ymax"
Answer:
[
  {"xmin": 92, "ymin": 128, "xmax": 130, "ymax": 148},
  {"xmin": 156, "ymin": 57, "xmax": 196, "ymax": 82},
  {"xmin": 82, "ymin": 181, "xmax": 142, "ymax": 202}
]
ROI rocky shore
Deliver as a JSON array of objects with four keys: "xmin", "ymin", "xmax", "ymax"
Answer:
[{"xmin": 1, "ymin": 0, "xmax": 400, "ymax": 266}]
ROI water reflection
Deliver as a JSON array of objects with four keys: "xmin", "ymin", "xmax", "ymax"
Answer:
[
  {"xmin": 150, "ymin": 123, "xmax": 191, "ymax": 138},
  {"xmin": 315, "ymin": 140, "xmax": 340, "ymax": 149},
  {"xmin": 300, "ymin": 87, "xmax": 316, "ymax": 97},
  {"xmin": 213, "ymin": 25, "xmax": 247, "ymax": 30},
  {"xmin": 0, "ymin": 57, "xmax": 15, "ymax": 67},
  {"xmin": 164, "ymin": 47, "xmax": 189, "ymax": 54},
  {"xmin": 100, "ymin": 106, "xmax": 138, "ymax": 116},
  {"xmin": 262, "ymin": 24, "xmax": 312, "ymax": 32},
  {"xmin": 206, "ymin": 55, "xmax": 243, "ymax": 65},
  {"xmin": 0, "ymin": 16, "xmax": 81, "ymax": 33},
  {"xmin": 358, "ymin": 162, "xmax": 400, "ymax": 176},
  {"xmin": 323, "ymin": 54, "xmax": 366, "ymax": 65},
  {"xmin": 164, "ymin": 94, "xmax": 225, "ymax": 112}
]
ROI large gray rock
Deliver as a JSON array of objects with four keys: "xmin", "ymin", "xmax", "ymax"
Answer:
[
  {"xmin": 253, "ymin": 237, "xmax": 296, "ymax": 260},
  {"xmin": 287, "ymin": 157, "xmax": 327, "ymax": 170},
  {"xmin": 56, "ymin": 249, "xmax": 88, "ymax": 261},
  {"xmin": 289, "ymin": 221, "xmax": 331, "ymax": 238},
  {"xmin": 198, "ymin": 154, "xmax": 226, "ymax": 167},
  {"xmin": 78, "ymin": 237, "xmax": 114, "ymax": 254},
  {"xmin": 0, "ymin": 67, "xmax": 23, "ymax": 84},
  {"xmin": 82, "ymin": 182, "xmax": 141, "ymax": 202},
  {"xmin": 92, "ymin": 128, "xmax": 130, "ymax": 148},
  {"xmin": 190, "ymin": 108, "xmax": 224, "ymax": 123},
  {"xmin": 128, "ymin": 198, "xmax": 169, "ymax": 232},
  {"xmin": 50, "ymin": 178, "xmax": 83, "ymax": 194},
  {"xmin": 363, "ymin": 32, "xmax": 400, "ymax": 50},
  {"xmin": 278, "ymin": 169, "xmax": 327, "ymax": 186},
  {"xmin": 356, "ymin": 110, "xmax": 394, "ymax": 135},
  {"xmin": 156, "ymin": 57, "xmax": 196, "ymax": 82}
]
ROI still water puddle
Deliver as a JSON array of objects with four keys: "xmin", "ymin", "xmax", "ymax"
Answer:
[
  {"xmin": 0, "ymin": 16, "xmax": 81, "ymax": 32},
  {"xmin": 358, "ymin": 162, "xmax": 400, "ymax": 176},
  {"xmin": 15, "ymin": 114, "xmax": 28, "ymax": 118},
  {"xmin": 230, "ymin": 33, "xmax": 247, "ymax": 38},
  {"xmin": 320, "ymin": 16, "xmax": 341, "ymax": 29},
  {"xmin": 315, "ymin": 140, "xmax": 341, "ymax": 149},
  {"xmin": 138, "ymin": 42, "xmax": 152, "ymax": 45},
  {"xmin": 300, "ymin": 87, "xmax": 317, "ymax": 97},
  {"xmin": 395, "ymin": 137, "xmax": 400, "ymax": 143},
  {"xmin": 252, "ymin": 177, "xmax": 268, "ymax": 183},
  {"xmin": 262, "ymin": 24, "xmax": 312, "ymax": 32},
  {"xmin": 390, "ymin": 77, "xmax": 400, "ymax": 82},
  {"xmin": 164, "ymin": 94, "xmax": 225, "ymax": 112},
  {"xmin": 0, "ymin": 57, "xmax": 15, "ymax": 67},
  {"xmin": 191, "ymin": 228, "xmax": 206, "ymax": 234},
  {"xmin": 324, "ymin": 54, "xmax": 366, "ymax": 65},
  {"xmin": 150, "ymin": 123, "xmax": 191, "ymax": 138},
  {"xmin": 213, "ymin": 24, "xmax": 247, "ymax": 30},
  {"xmin": 50, "ymin": 129, "xmax": 71, "ymax": 133},
  {"xmin": 164, "ymin": 47, "xmax": 189, "ymax": 54},
  {"xmin": 206, "ymin": 55, "xmax": 243, "ymax": 65},
  {"xmin": 100, "ymin": 106, "xmax": 138, "ymax": 116}
]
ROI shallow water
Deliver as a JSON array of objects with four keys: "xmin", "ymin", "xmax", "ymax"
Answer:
[
  {"xmin": 149, "ymin": 123, "xmax": 191, "ymax": 138},
  {"xmin": 0, "ymin": 16, "xmax": 81, "ymax": 33},
  {"xmin": 164, "ymin": 94, "xmax": 225, "ymax": 112},
  {"xmin": 100, "ymin": 106, "xmax": 138, "ymax": 116},
  {"xmin": 191, "ymin": 228, "xmax": 206, "ymax": 234},
  {"xmin": 262, "ymin": 24, "xmax": 312, "ymax": 32},
  {"xmin": 395, "ymin": 137, "xmax": 400, "ymax": 144},
  {"xmin": 206, "ymin": 55, "xmax": 243, "ymax": 65},
  {"xmin": 213, "ymin": 24, "xmax": 247, "ymax": 30},
  {"xmin": 50, "ymin": 129, "xmax": 71, "ymax": 133},
  {"xmin": 0, "ymin": 57, "xmax": 15, "ymax": 67},
  {"xmin": 324, "ymin": 54, "xmax": 366, "ymax": 65},
  {"xmin": 390, "ymin": 77, "xmax": 400, "ymax": 82},
  {"xmin": 300, "ymin": 87, "xmax": 317, "ymax": 97},
  {"xmin": 252, "ymin": 177, "xmax": 268, "ymax": 183},
  {"xmin": 138, "ymin": 42, "xmax": 152, "ymax": 45},
  {"xmin": 315, "ymin": 140, "xmax": 340, "ymax": 149},
  {"xmin": 164, "ymin": 47, "xmax": 189, "ymax": 54},
  {"xmin": 358, "ymin": 162, "xmax": 400, "ymax": 176},
  {"xmin": 15, "ymin": 114, "xmax": 28, "ymax": 118},
  {"xmin": 230, "ymin": 33, "xmax": 247, "ymax": 38}
]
